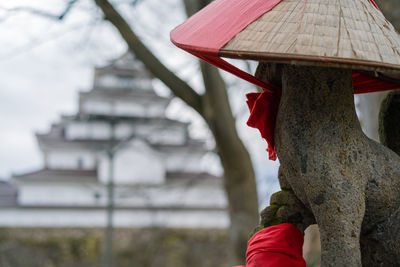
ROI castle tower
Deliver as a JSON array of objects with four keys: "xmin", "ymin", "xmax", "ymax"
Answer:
[{"xmin": 8, "ymin": 53, "xmax": 228, "ymax": 228}]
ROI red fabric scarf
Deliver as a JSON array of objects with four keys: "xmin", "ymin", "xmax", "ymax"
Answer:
[
  {"xmin": 234, "ymin": 223, "xmax": 306, "ymax": 267},
  {"xmin": 171, "ymin": 0, "xmax": 399, "ymax": 161}
]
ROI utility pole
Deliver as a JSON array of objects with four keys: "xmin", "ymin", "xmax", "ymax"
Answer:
[
  {"xmin": 104, "ymin": 118, "xmax": 116, "ymax": 267},
  {"xmin": 105, "ymin": 149, "xmax": 115, "ymax": 267},
  {"xmin": 103, "ymin": 118, "xmax": 139, "ymax": 267}
]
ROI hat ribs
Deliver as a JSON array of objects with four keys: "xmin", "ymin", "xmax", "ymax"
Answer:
[{"xmin": 221, "ymin": 0, "xmax": 400, "ymax": 72}]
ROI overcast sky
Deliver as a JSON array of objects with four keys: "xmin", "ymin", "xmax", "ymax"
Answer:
[
  {"xmin": 0, "ymin": 0, "xmax": 119, "ymax": 178},
  {"xmin": 0, "ymin": 0, "xmax": 280, "ymax": 198}
]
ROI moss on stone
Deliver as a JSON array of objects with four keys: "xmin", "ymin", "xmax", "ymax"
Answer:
[{"xmin": 270, "ymin": 190, "xmax": 291, "ymax": 205}]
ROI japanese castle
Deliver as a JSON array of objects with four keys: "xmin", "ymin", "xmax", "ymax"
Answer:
[{"xmin": 0, "ymin": 53, "xmax": 228, "ymax": 228}]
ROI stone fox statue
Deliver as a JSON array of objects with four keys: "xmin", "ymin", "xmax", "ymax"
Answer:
[{"xmin": 256, "ymin": 63, "xmax": 400, "ymax": 267}]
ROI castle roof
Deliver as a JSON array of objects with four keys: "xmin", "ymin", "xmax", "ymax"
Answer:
[
  {"xmin": 36, "ymin": 133, "xmax": 207, "ymax": 152},
  {"xmin": 95, "ymin": 52, "xmax": 153, "ymax": 77},
  {"xmin": 0, "ymin": 181, "xmax": 18, "ymax": 207},
  {"xmin": 13, "ymin": 169, "xmax": 98, "ymax": 183}
]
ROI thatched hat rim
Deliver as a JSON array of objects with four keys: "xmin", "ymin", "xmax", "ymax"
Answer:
[
  {"xmin": 217, "ymin": 0, "xmax": 400, "ymax": 73},
  {"xmin": 219, "ymin": 49, "xmax": 400, "ymax": 74}
]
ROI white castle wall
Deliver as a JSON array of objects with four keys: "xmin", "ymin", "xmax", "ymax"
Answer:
[
  {"xmin": 98, "ymin": 140, "xmax": 165, "ymax": 185},
  {"xmin": 95, "ymin": 74, "xmax": 152, "ymax": 90},
  {"xmin": 0, "ymin": 208, "xmax": 229, "ymax": 228},
  {"xmin": 65, "ymin": 121, "xmax": 186, "ymax": 144},
  {"xmin": 7, "ymin": 176, "xmax": 228, "ymax": 228},
  {"xmin": 65, "ymin": 122, "xmax": 111, "ymax": 140},
  {"xmin": 163, "ymin": 149, "xmax": 206, "ymax": 173},
  {"xmin": 47, "ymin": 149, "xmax": 97, "ymax": 170},
  {"xmin": 14, "ymin": 180, "xmax": 227, "ymax": 209},
  {"xmin": 80, "ymin": 97, "xmax": 167, "ymax": 118},
  {"xmin": 16, "ymin": 182, "xmax": 102, "ymax": 206}
]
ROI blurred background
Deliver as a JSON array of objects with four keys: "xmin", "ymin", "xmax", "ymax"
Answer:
[{"xmin": 0, "ymin": 0, "xmax": 398, "ymax": 266}]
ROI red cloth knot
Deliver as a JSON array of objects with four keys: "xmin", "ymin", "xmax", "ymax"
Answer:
[{"xmin": 246, "ymin": 90, "xmax": 281, "ymax": 161}]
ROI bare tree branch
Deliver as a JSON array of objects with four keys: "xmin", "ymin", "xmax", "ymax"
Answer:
[
  {"xmin": 181, "ymin": 0, "xmax": 231, "ymax": 121},
  {"xmin": 0, "ymin": 22, "xmax": 88, "ymax": 61},
  {"xmin": 130, "ymin": 0, "xmax": 144, "ymax": 7},
  {"xmin": 182, "ymin": 0, "xmax": 212, "ymax": 17},
  {"xmin": 94, "ymin": 0, "xmax": 260, "ymax": 262},
  {"xmin": 0, "ymin": 0, "xmax": 78, "ymax": 22},
  {"xmin": 93, "ymin": 0, "xmax": 203, "ymax": 115},
  {"xmin": 59, "ymin": 0, "xmax": 79, "ymax": 20}
]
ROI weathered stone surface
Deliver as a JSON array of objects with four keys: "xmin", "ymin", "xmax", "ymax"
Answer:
[
  {"xmin": 278, "ymin": 165, "xmax": 292, "ymax": 190},
  {"xmin": 256, "ymin": 63, "xmax": 400, "ymax": 266}
]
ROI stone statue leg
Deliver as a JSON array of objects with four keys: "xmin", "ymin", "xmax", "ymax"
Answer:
[
  {"xmin": 255, "ymin": 63, "xmax": 400, "ymax": 266},
  {"xmin": 256, "ymin": 64, "xmax": 369, "ymax": 266},
  {"xmin": 281, "ymin": 152, "xmax": 366, "ymax": 267},
  {"xmin": 366, "ymin": 90, "xmax": 400, "ymax": 266},
  {"xmin": 361, "ymin": 207, "xmax": 400, "ymax": 266},
  {"xmin": 377, "ymin": 207, "xmax": 400, "ymax": 263},
  {"xmin": 360, "ymin": 140, "xmax": 400, "ymax": 266},
  {"xmin": 278, "ymin": 65, "xmax": 369, "ymax": 266}
]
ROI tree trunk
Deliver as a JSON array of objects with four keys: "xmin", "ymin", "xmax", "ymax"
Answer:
[
  {"xmin": 93, "ymin": 0, "xmax": 259, "ymax": 263},
  {"xmin": 257, "ymin": 63, "xmax": 400, "ymax": 266},
  {"xmin": 184, "ymin": 1, "xmax": 260, "ymax": 260},
  {"xmin": 200, "ymin": 61, "xmax": 259, "ymax": 263}
]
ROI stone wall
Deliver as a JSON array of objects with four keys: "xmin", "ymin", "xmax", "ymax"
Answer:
[{"xmin": 0, "ymin": 227, "xmax": 229, "ymax": 267}]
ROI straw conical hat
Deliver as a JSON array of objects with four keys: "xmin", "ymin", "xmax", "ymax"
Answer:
[
  {"xmin": 171, "ymin": 0, "xmax": 400, "ymax": 74},
  {"xmin": 220, "ymin": 0, "xmax": 400, "ymax": 73},
  {"xmin": 171, "ymin": 0, "xmax": 400, "ymax": 161}
]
